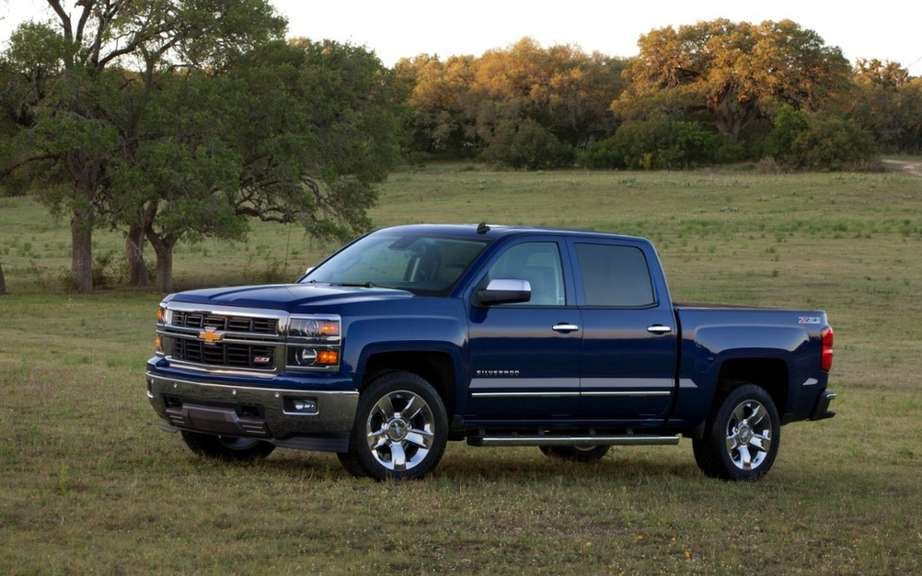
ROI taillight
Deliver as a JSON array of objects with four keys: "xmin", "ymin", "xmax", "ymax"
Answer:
[{"xmin": 821, "ymin": 327, "xmax": 834, "ymax": 372}]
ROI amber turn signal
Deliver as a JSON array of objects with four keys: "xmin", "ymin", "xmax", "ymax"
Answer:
[
  {"xmin": 318, "ymin": 321, "xmax": 339, "ymax": 336},
  {"xmin": 316, "ymin": 349, "xmax": 339, "ymax": 365},
  {"xmin": 154, "ymin": 335, "xmax": 163, "ymax": 353}
]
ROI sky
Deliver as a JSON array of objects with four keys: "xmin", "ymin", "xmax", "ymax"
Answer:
[{"xmin": 2, "ymin": 0, "xmax": 921, "ymax": 73}]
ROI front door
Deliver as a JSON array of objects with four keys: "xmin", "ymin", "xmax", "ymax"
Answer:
[
  {"xmin": 568, "ymin": 240, "xmax": 677, "ymax": 420},
  {"xmin": 466, "ymin": 239, "xmax": 581, "ymax": 420}
]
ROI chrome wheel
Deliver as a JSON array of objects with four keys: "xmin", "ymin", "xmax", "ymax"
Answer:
[
  {"xmin": 365, "ymin": 390, "xmax": 435, "ymax": 472},
  {"xmin": 725, "ymin": 399, "xmax": 772, "ymax": 471}
]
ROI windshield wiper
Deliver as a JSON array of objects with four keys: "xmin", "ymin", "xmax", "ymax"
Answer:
[{"xmin": 329, "ymin": 281, "xmax": 377, "ymax": 288}]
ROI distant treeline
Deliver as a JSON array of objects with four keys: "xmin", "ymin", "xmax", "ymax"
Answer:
[
  {"xmin": 395, "ymin": 22, "xmax": 922, "ymax": 169},
  {"xmin": 1, "ymin": 6, "xmax": 920, "ymax": 294}
]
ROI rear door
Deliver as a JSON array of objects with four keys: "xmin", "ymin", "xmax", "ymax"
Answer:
[
  {"xmin": 567, "ymin": 239, "xmax": 677, "ymax": 420},
  {"xmin": 466, "ymin": 238, "xmax": 582, "ymax": 420}
]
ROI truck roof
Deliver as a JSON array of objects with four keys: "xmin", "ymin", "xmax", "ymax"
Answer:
[{"xmin": 377, "ymin": 223, "xmax": 649, "ymax": 243}]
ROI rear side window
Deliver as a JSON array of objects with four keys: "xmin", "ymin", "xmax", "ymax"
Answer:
[{"xmin": 574, "ymin": 243, "xmax": 655, "ymax": 307}]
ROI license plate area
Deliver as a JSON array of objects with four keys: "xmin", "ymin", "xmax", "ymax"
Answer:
[{"xmin": 164, "ymin": 401, "xmax": 269, "ymax": 437}]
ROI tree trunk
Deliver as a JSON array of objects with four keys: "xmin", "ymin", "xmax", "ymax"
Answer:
[
  {"xmin": 149, "ymin": 233, "xmax": 177, "ymax": 293},
  {"xmin": 0, "ymin": 262, "xmax": 6, "ymax": 295},
  {"xmin": 155, "ymin": 248, "xmax": 173, "ymax": 293},
  {"xmin": 71, "ymin": 206, "xmax": 93, "ymax": 292},
  {"xmin": 125, "ymin": 222, "xmax": 149, "ymax": 287}
]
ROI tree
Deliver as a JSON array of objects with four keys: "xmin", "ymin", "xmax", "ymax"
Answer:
[
  {"xmin": 108, "ymin": 71, "xmax": 243, "ymax": 292},
  {"xmin": 396, "ymin": 38, "xmax": 628, "ymax": 164},
  {"xmin": 109, "ymin": 39, "xmax": 402, "ymax": 291},
  {"xmin": 0, "ymin": 0, "xmax": 286, "ymax": 291},
  {"xmin": 854, "ymin": 58, "xmax": 911, "ymax": 89},
  {"xmin": 395, "ymin": 54, "xmax": 477, "ymax": 156},
  {"xmin": 849, "ymin": 60, "xmax": 922, "ymax": 153},
  {"xmin": 615, "ymin": 19, "xmax": 851, "ymax": 143}
]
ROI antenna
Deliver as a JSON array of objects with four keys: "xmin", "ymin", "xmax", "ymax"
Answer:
[{"xmin": 476, "ymin": 222, "xmax": 490, "ymax": 234}]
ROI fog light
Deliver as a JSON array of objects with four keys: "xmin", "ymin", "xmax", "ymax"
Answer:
[
  {"xmin": 284, "ymin": 397, "xmax": 318, "ymax": 414},
  {"xmin": 298, "ymin": 348, "xmax": 317, "ymax": 365}
]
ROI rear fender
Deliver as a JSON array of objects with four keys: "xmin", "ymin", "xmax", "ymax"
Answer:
[{"xmin": 676, "ymin": 325, "xmax": 812, "ymax": 427}]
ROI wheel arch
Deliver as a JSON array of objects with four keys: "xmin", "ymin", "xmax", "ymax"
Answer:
[
  {"xmin": 715, "ymin": 357, "xmax": 790, "ymax": 417},
  {"xmin": 357, "ymin": 344, "xmax": 461, "ymax": 417}
]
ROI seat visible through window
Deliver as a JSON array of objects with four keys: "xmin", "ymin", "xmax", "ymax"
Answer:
[{"xmin": 486, "ymin": 242, "xmax": 565, "ymax": 305}]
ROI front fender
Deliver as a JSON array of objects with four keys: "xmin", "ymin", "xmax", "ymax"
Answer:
[{"xmin": 339, "ymin": 301, "xmax": 468, "ymax": 407}]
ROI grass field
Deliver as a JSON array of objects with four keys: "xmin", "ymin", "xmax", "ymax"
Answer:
[{"xmin": 1, "ymin": 164, "xmax": 921, "ymax": 574}]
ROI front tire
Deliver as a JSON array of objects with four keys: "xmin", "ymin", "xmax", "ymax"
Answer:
[
  {"xmin": 181, "ymin": 431, "xmax": 275, "ymax": 461},
  {"xmin": 342, "ymin": 371, "xmax": 448, "ymax": 480},
  {"xmin": 539, "ymin": 445, "xmax": 610, "ymax": 462},
  {"xmin": 693, "ymin": 384, "xmax": 780, "ymax": 481}
]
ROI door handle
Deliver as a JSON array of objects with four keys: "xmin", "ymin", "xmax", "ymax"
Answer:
[
  {"xmin": 647, "ymin": 324, "xmax": 673, "ymax": 335},
  {"xmin": 552, "ymin": 323, "xmax": 580, "ymax": 333}
]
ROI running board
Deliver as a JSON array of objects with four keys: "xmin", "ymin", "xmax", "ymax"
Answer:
[{"xmin": 468, "ymin": 435, "xmax": 680, "ymax": 447}]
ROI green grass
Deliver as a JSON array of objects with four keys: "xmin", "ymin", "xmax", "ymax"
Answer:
[{"xmin": 1, "ymin": 165, "xmax": 921, "ymax": 574}]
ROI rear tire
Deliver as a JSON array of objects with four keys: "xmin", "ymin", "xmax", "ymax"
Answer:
[
  {"xmin": 539, "ymin": 445, "xmax": 610, "ymax": 462},
  {"xmin": 181, "ymin": 431, "xmax": 275, "ymax": 461},
  {"xmin": 341, "ymin": 371, "xmax": 448, "ymax": 481},
  {"xmin": 693, "ymin": 384, "xmax": 780, "ymax": 481}
]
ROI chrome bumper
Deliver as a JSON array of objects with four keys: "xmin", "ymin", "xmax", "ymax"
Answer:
[{"xmin": 146, "ymin": 372, "xmax": 358, "ymax": 452}]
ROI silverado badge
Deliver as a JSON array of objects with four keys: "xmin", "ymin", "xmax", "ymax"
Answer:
[{"xmin": 198, "ymin": 326, "xmax": 223, "ymax": 345}]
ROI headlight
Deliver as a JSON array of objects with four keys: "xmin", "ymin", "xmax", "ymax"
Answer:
[
  {"xmin": 155, "ymin": 306, "xmax": 168, "ymax": 355},
  {"xmin": 288, "ymin": 317, "xmax": 340, "ymax": 338},
  {"xmin": 288, "ymin": 346, "xmax": 339, "ymax": 367},
  {"xmin": 286, "ymin": 315, "xmax": 341, "ymax": 371}
]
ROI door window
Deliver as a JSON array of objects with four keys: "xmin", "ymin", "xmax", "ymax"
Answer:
[
  {"xmin": 486, "ymin": 242, "xmax": 565, "ymax": 306},
  {"xmin": 574, "ymin": 243, "xmax": 655, "ymax": 307}
]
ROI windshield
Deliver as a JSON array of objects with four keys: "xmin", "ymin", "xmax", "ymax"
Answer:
[{"xmin": 302, "ymin": 232, "xmax": 489, "ymax": 295}]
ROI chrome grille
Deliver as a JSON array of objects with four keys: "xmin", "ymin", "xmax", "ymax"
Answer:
[
  {"xmin": 172, "ymin": 311, "xmax": 278, "ymax": 335},
  {"xmin": 173, "ymin": 339, "xmax": 276, "ymax": 370}
]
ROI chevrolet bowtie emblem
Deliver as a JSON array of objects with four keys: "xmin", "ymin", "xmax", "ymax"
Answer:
[{"xmin": 198, "ymin": 326, "xmax": 223, "ymax": 345}]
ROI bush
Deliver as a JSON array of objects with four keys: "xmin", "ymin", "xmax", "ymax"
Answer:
[
  {"xmin": 793, "ymin": 115, "xmax": 878, "ymax": 170},
  {"xmin": 579, "ymin": 117, "xmax": 729, "ymax": 170},
  {"xmin": 480, "ymin": 118, "xmax": 574, "ymax": 169},
  {"xmin": 765, "ymin": 106, "xmax": 878, "ymax": 170},
  {"xmin": 762, "ymin": 105, "xmax": 809, "ymax": 164}
]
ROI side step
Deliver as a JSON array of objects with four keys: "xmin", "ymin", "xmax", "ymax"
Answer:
[{"xmin": 468, "ymin": 435, "xmax": 680, "ymax": 447}]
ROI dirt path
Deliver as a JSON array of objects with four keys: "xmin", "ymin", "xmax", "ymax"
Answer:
[{"xmin": 882, "ymin": 158, "xmax": 922, "ymax": 177}]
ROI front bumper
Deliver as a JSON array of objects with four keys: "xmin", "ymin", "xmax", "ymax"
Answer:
[{"xmin": 146, "ymin": 372, "xmax": 358, "ymax": 452}]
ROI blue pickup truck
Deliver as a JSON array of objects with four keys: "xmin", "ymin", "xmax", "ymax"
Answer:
[{"xmin": 147, "ymin": 224, "xmax": 836, "ymax": 481}]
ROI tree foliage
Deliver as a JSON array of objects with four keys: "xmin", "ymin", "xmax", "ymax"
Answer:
[
  {"xmin": 396, "ymin": 38, "xmax": 627, "ymax": 166},
  {"xmin": 764, "ymin": 105, "xmax": 877, "ymax": 169},
  {"xmin": 1, "ymin": 0, "xmax": 288, "ymax": 291},
  {"xmin": 848, "ymin": 60, "xmax": 922, "ymax": 153},
  {"xmin": 615, "ymin": 19, "xmax": 851, "ymax": 142},
  {"xmin": 581, "ymin": 116, "xmax": 734, "ymax": 170},
  {"xmin": 1, "ymin": 2, "xmax": 400, "ymax": 292},
  {"xmin": 118, "ymin": 39, "xmax": 401, "ymax": 291}
]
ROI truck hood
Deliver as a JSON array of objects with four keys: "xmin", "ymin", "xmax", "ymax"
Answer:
[{"xmin": 165, "ymin": 283, "xmax": 414, "ymax": 312}]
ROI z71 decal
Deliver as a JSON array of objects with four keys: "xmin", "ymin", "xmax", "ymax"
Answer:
[{"xmin": 798, "ymin": 316, "xmax": 822, "ymax": 325}]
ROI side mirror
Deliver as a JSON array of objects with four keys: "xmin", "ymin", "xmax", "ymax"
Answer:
[{"xmin": 477, "ymin": 278, "xmax": 531, "ymax": 305}]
